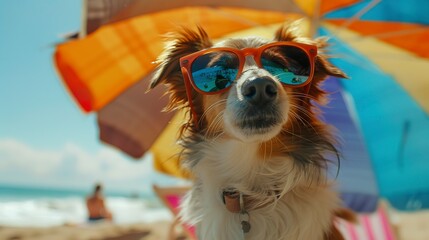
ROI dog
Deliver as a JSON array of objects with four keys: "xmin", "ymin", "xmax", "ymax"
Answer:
[{"xmin": 150, "ymin": 23, "xmax": 350, "ymax": 239}]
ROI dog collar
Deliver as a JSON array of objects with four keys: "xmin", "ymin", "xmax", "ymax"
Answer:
[
  {"xmin": 221, "ymin": 188, "xmax": 280, "ymax": 213},
  {"xmin": 221, "ymin": 188, "xmax": 281, "ymax": 234},
  {"xmin": 222, "ymin": 189, "xmax": 252, "ymax": 234}
]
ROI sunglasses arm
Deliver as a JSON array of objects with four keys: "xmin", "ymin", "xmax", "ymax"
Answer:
[
  {"xmin": 181, "ymin": 67, "xmax": 199, "ymax": 127},
  {"xmin": 304, "ymin": 82, "xmax": 311, "ymax": 94}
]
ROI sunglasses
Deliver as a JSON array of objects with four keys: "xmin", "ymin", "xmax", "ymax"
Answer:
[
  {"xmin": 180, "ymin": 42, "xmax": 317, "ymax": 94},
  {"xmin": 179, "ymin": 42, "xmax": 318, "ymax": 124}
]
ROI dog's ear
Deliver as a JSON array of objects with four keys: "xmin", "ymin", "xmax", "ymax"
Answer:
[
  {"xmin": 313, "ymin": 37, "xmax": 348, "ymax": 79},
  {"xmin": 310, "ymin": 38, "xmax": 348, "ymax": 104},
  {"xmin": 274, "ymin": 23, "xmax": 347, "ymax": 79},
  {"xmin": 149, "ymin": 26, "xmax": 212, "ymax": 110},
  {"xmin": 274, "ymin": 23, "xmax": 347, "ymax": 104},
  {"xmin": 274, "ymin": 21, "xmax": 303, "ymax": 42}
]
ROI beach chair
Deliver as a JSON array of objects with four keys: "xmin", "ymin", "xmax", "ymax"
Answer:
[
  {"xmin": 153, "ymin": 185, "xmax": 196, "ymax": 240},
  {"xmin": 335, "ymin": 203, "xmax": 396, "ymax": 240}
]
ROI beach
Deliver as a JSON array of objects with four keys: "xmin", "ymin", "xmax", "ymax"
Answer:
[
  {"xmin": 390, "ymin": 209, "xmax": 429, "ymax": 240},
  {"xmin": 1, "ymin": 211, "xmax": 428, "ymax": 240},
  {"xmin": 1, "ymin": 185, "xmax": 428, "ymax": 240},
  {"xmin": 1, "ymin": 211, "xmax": 429, "ymax": 240},
  {"xmin": 0, "ymin": 185, "xmax": 183, "ymax": 239},
  {"xmin": 0, "ymin": 221, "xmax": 180, "ymax": 240}
]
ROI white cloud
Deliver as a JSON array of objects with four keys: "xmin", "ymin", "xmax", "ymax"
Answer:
[
  {"xmin": 0, "ymin": 139, "xmax": 61, "ymax": 175},
  {"xmin": 62, "ymin": 143, "xmax": 152, "ymax": 180},
  {"xmin": 0, "ymin": 138, "xmax": 184, "ymax": 193}
]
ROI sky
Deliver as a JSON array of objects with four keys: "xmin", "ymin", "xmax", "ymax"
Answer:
[{"xmin": 0, "ymin": 1, "xmax": 182, "ymax": 194}]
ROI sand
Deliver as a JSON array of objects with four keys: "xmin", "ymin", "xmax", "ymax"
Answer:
[
  {"xmin": 1, "ymin": 212, "xmax": 428, "ymax": 240},
  {"xmin": 0, "ymin": 221, "xmax": 189, "ymax": 240},
  {"xmin": 390, "ymin": 209, "xmax": 429, "ymax": 240}
]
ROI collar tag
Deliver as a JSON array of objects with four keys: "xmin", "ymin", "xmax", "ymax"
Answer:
[{"xmin": 239, "ymin": 208, "xmax": 251, "ymax": 234}]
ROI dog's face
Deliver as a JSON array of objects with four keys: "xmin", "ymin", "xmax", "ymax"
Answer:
[
  {"xmin": 150, "ymin": 24, "xmax": 346, "ymax": 145},
  {"xmin": 203, "ymin": 38, "xmax": 298, "ymax": 142}
]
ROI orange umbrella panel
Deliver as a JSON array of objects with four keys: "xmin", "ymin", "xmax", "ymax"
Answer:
[{"xmin": 54, "ymin": 6, "xmax": 302, "ymax": 112}]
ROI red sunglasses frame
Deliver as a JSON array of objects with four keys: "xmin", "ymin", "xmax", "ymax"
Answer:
[{"xmin": 179, "ymin": 41, "xmax": 318, "ymax": 125}]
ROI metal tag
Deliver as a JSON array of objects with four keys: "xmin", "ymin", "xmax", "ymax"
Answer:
[
  {"xmin": 241, "ymin": 220, "xmax": 251, "ymax": 233},
  {"xmin": 238, "ymin": 192, "xmax": 251, "ymax": 234}
]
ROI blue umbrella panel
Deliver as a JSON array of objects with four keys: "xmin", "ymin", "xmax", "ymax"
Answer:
[
  {"xmin": 321, "ymin": 27, "xmax": 429, "ymax": 211},
  {"xmin": 323, "ymin": 77, "xmax": 379, "ymax": 213}
]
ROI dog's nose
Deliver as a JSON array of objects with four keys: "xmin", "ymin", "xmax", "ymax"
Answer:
[{"xmin": 241, "ymin": 76, "xmax": 278, "ymax": 105}]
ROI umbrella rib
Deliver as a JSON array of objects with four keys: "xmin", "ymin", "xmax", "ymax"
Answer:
[
  {"xmin": 81, "ymin": 0, "xmax": 89, "ymax": 37},
  {"xmin": 331, "ymin": 0, "xmax": 382, "ymax": 34}
]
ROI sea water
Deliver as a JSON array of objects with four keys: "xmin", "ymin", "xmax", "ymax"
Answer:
[{"xmin": 0, "ymin": 185, "xmax": 173, "ymax": 227}]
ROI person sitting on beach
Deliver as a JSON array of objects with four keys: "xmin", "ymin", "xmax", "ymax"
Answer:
[{"xmin": 86, "ymin": 183, "xmax": 113, "ymax": 222}]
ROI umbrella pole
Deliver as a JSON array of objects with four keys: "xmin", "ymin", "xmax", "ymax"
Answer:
[{"xmin": 310, "ymin": 0, "xmax": 321, "ymax": 38}]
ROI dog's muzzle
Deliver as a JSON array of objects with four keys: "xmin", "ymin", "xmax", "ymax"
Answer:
[{"xmin": 235, "ymin": 76, "xmax": 283, "ymax": 131}]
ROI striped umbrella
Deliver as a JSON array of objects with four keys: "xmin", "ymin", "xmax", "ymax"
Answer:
[{"xmin": 54, "ymin": 0, "xmax": 429, "ymax": 214}]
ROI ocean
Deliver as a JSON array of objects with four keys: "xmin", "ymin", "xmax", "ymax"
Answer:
[{"xmin": 0, "ymin": 184, "xmax": 173, "ymax": 227}]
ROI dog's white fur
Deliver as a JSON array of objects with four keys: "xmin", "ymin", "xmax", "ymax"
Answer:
[
  {"xmin": 180, "ymin": 140, "xmax": 340, "ymax": 240},
  {"xmin": 150, "ymin": 25, "xmax": 348, "ymax": 240}
]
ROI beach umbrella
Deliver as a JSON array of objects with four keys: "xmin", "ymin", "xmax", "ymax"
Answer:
[
  {"xmin": 54, "ymin": 0, "xmax": 429, "ymax": 213},
  {"xmin": 317, "ymin": 0, "xmax": 429, "ymax": 212},
  {"xmin": 54, "ymin": 0, "xmax": 310, "ymax": 178}
]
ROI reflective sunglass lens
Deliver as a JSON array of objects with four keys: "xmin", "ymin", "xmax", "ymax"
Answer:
[
  {"xmin": 261, "ymin": 46, "xmax": 311, "ymax": 86},
  {"xmin": 191, "ymin": 51, "xmax": 239, "ymax": 93}
]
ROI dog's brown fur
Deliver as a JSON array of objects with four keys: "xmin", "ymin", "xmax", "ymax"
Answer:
[{"xmin": 151, "ymin": 23, "xmax": 352, "ymax": 239}]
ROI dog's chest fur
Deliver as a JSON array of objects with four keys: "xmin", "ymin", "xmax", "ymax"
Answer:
[{"xmin": 180, "ymin": 138, "xmax": 340, "ymax": 240}]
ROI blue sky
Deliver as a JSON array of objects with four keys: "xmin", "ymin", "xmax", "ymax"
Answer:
[{"xmin": 0, "ymin": 1, "xmax": 181, "ymax": 194}]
